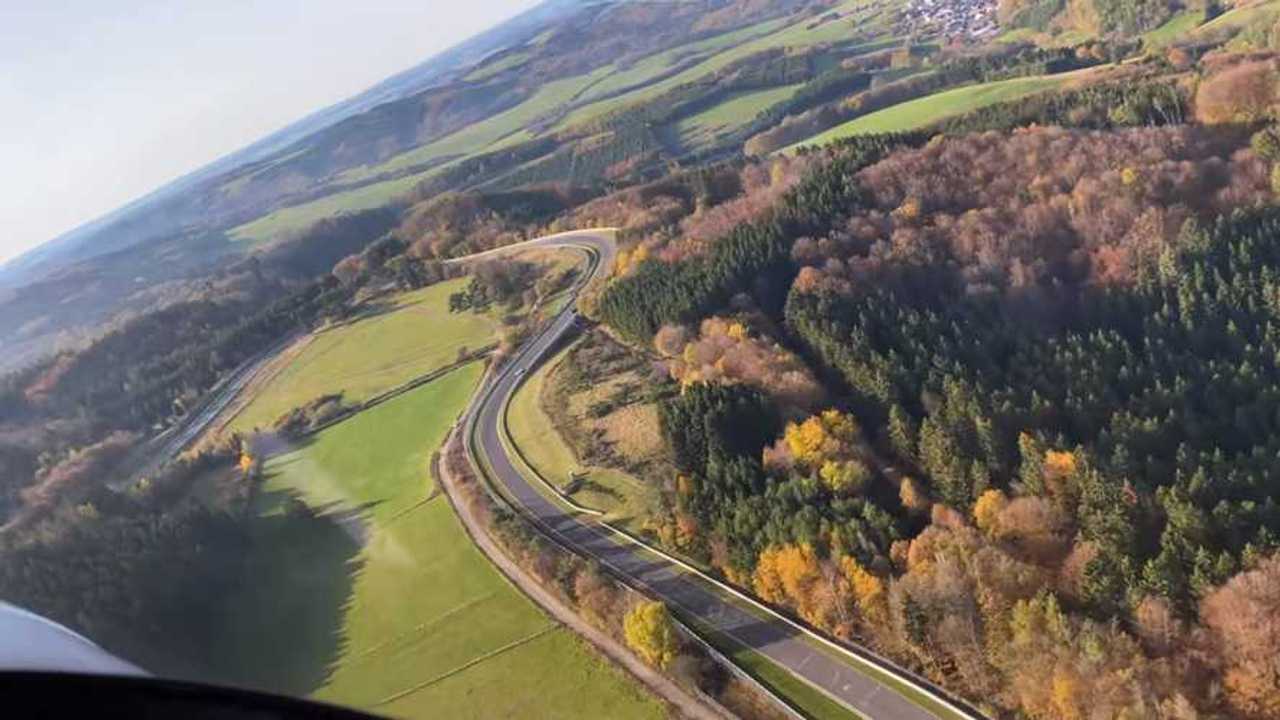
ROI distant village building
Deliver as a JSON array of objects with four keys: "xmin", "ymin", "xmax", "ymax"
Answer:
[{"xmin": 901, "ymin": 0, "xmax": 999, "ymax": 42}]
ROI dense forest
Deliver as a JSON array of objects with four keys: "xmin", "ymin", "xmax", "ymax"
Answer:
[{"xmin": 593, "ymin": 53, "xmax": 1280, "ymax": 718}]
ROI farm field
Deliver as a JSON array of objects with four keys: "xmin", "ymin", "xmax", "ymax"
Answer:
[
  {"xmin": 341, "ymin": 66, "xmax": 617, "ymax": 184},
  {"xmin": 227, "ymin": 277, "xmax": 496, "ymax": 433},
  {"xmin": 673, "ymin": 83, "xmax": 804, "ymax": 151},
  {"xmin": 506, "ymin": 343, "xmax": 655, "ymax": 530},
  {"xmin": 226, "ymin": 0, "xmax": 899, "ymax": 245},
  {"xmin": 786, "ymin": 73, "xmax": 1068, "ymax": 149},
  {"xmin": 207, "ymin": 365, "xmax": 662, "ymax": 718},
  {"xmin": 556, "ymin": 0, "xmax": 894, "ymax": 131},
  {"xmin": 228, "ymin": 67, "xmax": 617, "ymax": 244},
  {"xmin": 228, "ymin": 171, "xmax": 431, "ymax": 245},
  {"xmin": 568, "ymin": 16, "xmax": 794, "ymax": 108}
]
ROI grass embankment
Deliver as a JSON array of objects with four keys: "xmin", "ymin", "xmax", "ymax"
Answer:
[
  {"xmin": 227, "ymin": 278, "xmax": 495, "ymax": 433},
  {"xmin": 506, "ymin": 342, "xmax": 655, "ymax": 529},
  {"xmin": 208, "ymin": 365, "xmax": 661, "ymax": 718},
  {"xmin": 787, "ymin": 73, "xmax": 1069, "ymax": 150}
]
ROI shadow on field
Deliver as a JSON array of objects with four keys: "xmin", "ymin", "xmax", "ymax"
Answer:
[
  {"xmin": 199, "ymin": 487, "xmax": 364, "ymax": 698},
  {"xmin": 331, "ymin": 298, "xmax": 402, "ymax": 327}
]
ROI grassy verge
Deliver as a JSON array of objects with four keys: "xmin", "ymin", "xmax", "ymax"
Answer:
[
  {"xmin": 682, "ymin": 616, "xmax": 858, "ymax": 720},
  {"xmin": 706, "ymin": 584, "xmax": 968, "ymax": 720},
  {"xmin": 209, "ymin": 365, "xmax": 662, "ymax": 718},
  {"xmin": 505, "ymin": 341, "xmax": 655, "ymax": 530},
  {"xmin": 228, "ymin": 278, "xmax": 496, "ymax": 433}
]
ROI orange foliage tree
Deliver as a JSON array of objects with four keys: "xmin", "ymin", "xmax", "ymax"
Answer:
[{"xmin": 1201, "ymin": 554, "xmax": 1280, "ymax": 719}]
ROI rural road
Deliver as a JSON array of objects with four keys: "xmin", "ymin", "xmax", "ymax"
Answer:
[
  {"xmin": 460, "ymin": 230, "xmax": 964, "ymax": 720},
  {"xmin": 114, "ymin": 334, "xmax": 298, "ymax": 490},
  {"xmin": 116, "ymin": 229, "xmax": 964, "ymax": 718}
]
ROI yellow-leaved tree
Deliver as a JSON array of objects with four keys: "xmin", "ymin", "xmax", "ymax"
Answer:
[
  {"xmin": 785, "ymin": 409, "xmax": 859, "ymax": 466},
  {"xmin": 841, "ymin": 557, "xmax": 887, "ymax": 622},
  {"xmin": 624, "ymin": 600, "xmax": 679, "ymax": 669},
  {"xmin": 781, "ymin": 410, "xmax": 865, "ymax": 492},
  {"xmin": 973, "ymin": 488, "xmax": 1009, "ymax": 536},
  {"xmin": 754, "ymin": 544, "xmax": 823, "ymax": 606}
]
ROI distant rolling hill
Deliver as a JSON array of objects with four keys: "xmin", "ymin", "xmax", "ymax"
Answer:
[
  {"xmin": 0, "ymin": 0, "xmax": 588, "ymax": 290},
  {"xmin": 0, "ymin": 0, "xmax": 921, "ymax": 370}
]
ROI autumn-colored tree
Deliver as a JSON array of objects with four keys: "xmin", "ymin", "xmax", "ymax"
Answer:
[
  {"xmin": 663, "ymin": 317, "xmax": 822, "ymax": 411},
  {"xmin": 754, "ymin": 544, "xmax": 820, "ymax": 605},
  {"xmin": 1041, "ymin": 449, "xmax": 1079, "ymax": 502},
  {"xmin": 653, "ymin": 324, "xmax": 690, "ymax": 357},
  {"xmin": 574, "ymin": 565, "xmax": 622, "ymax": 633},
  {"xmin": 1133, "ymin": 595, "xmax": 1184, "ymax": 657},
  {"xmin": 905, "ymin": 522, "xmax": 979, "ymax": 575},
  {"xmin": 1196, "ymin": 61, "xmax": 1280, "ymax": 125},
  {"xmin": 899, "ymin": 475, "xmax": 931, "ymax": 514},
  {"xmin": 753, "ymin": 544, "xmax": 848, "ymax": 629},
  {"xmin": 1050, "ymin": 666, "xmax": 1085, "ymax": 720},
  {"xmin": 841, "ymin": 557, "xmax": 887, "ymax": 622},
  {"xmin": 624, "ymin": 600, "xmax": 679, "ymax": 669},
  {"xmin": 1251, "ymin": 126, "xmax": 1280, "ymax": 162},
  {"xmin": 784, "ymin": 409, "xmax": 860, "ymax": 469},
  {"xmin": 614, "ymin": 244, "xmax": 652, "ymax": 277},
  {"xmin": 1166, "ymin": 46, "xmax": 1192, "ymax": 71},
  {"xmin": 331, "ymin": 254, "xmax": 365, "ymax": 286},
  {"xmin": 237, "ymin": 452, "xmax": 255, "ymax": 476},
  {"xmin": 819, "ymin": 459, "xmax": 870, "ymax": 493},
  {"xmin": 19, "ymin": 432, "xmax": 136, "ymax": 511},
  {"xmin": 1201, "ymin": 554, "xmax": 1280, "ymax": 719},
  {"xmin": 995, "ymin": 496, "xmax": 1073, "ymax": 565},
  {"xmin": 972, "ymin": 488, "xmax": 1008, "ymax": 536}
]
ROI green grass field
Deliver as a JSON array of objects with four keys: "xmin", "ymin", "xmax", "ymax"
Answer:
[
  {"xmin": 674, "ymin": 84, "xmax": 804, "ymax": 151},
  {"xmin": 228, "ymin": 278, "xmax": 496, "ymax": 433},
  {"xmin": 1143, "ymin": 8, "xmax": 1206, "ymax": 47},
  {"xmin": 506, "ymin": 345, "xmax": 655, "ymax": 529},
  {"xmin": 465, "ymin": 49, "xmax": 531, "ymax": 82},
  {"xmin": 229, "ymin": 172, "xmax": 432, "ymax": 245},
  {"xmin": 1191, "ymin": 0, "xmax": 1280, "ymax": 39},
  {"xmin": 206, "ymin": 365, "xmax": 662, "ymax": 718},
  {"xmin": 786, "ymin": 73, "xmax": 1068, "ymax": 150}
]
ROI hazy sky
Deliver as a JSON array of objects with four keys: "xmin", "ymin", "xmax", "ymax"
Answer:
[{"xmin": 0, "ymin": 0, "xmax": 537, "ymax": 264}]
